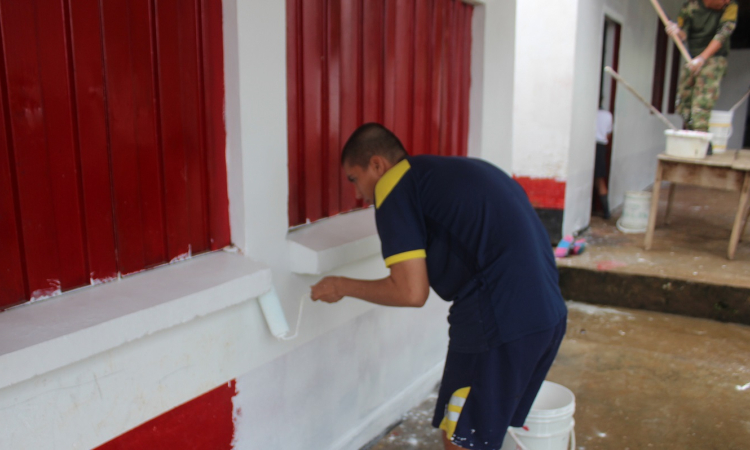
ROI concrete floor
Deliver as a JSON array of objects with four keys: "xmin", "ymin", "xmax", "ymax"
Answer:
[
  {"xmin": 368, "ymin": 184, "xmax": 750, "ymax": 450},
  {"xmin": 369, "ymin": 302, "xmax": 750, "ymax": 450},
  {"xmin": 559, "ymin": 183, "xmax": 750, "ymax": 288}
]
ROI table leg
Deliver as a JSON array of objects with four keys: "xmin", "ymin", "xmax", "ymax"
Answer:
[
  {"xmin": 665, "ymin": 183, "xmax": 676, "ymax": 225},
  {"xmin": 728, "ymin": 172, "xmax": 750, "ymax": 260},
  {"xmin": 741, "ymin": 203, "xmax": 750, "ymax": 243},
  {"xmin": 645, "ymin": 162, "xmax": 664, "ymax": 251}
]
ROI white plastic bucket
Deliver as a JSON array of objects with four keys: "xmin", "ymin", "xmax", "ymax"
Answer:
[
  {"xmin": 664, "ymin": 130, "xmax": 712, "ymax": 159},
  {"xmin": 709, "ymin": 110, "xmax": 733, "ymax": 154},
  {"xmin": 616, "ymin": 191, "xmax": 652, "ymax": 234},
  {"xmin": 500, "ymin": 381, "xmax": 575, "ymax": 450}
]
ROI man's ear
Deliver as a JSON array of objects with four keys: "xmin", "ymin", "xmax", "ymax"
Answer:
[{"xmin": 370, "ymin": 155, "xmax": 389, "ymax": 176}]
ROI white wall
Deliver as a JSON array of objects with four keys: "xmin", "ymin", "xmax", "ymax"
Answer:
[
  {"xmin": 715, "ymin": 49, "xmax": 750, "ymax": 150},
  {"xmin": 233, "ymin": 294, "xmax": 449, "ymax": 450},
  {"xmin": 565, "ymin": 0, "xmax": 604, "ymax": 235},
  {"xmin": 512, "ymin": 0, "xmax": 579, "ymax": 182},
  {"xmin": 225, "ymin": 1, "xmax": 452, "ymax": 449},
  {"xmin": 0, "ymin": 1, "xmax": 455, "ymax": 449},
  {"xmin": 469, "ymin": 1, "xmax": 517, "ymax": 173},
  {"xmin": 606, "ymin": 0, "xmax": 687, "ymax": 215},
  {"xmin": 560, "ymin": 0, "xmax": 686, "ymax": 235}
]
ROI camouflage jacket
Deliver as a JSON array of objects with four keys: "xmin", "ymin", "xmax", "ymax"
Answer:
[{"xmin": 677, "ymin": 0, "xmax": 738, "ymax": 57}]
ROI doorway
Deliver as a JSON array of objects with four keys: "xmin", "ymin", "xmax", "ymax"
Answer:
[{"xmin": 593, "ymin": 16, "xmax": 622, "ymax": 217}]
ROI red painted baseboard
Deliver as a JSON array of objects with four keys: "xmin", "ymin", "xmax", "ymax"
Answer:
[
  {"xmin": 95, "ymin": 380, "xmax": 237, "ymax": 450},
  {"xmin": 513, "ymin": 176, "xmax": 566, "ymax": 210}
]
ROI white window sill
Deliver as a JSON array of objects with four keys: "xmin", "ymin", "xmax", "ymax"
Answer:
[
  {"xmin": 287, "ymin": 208, "xmax": 382, "ymax": 275},
  {"xmin": 0, "ymin": 251, "xmax": 272, "ymax": 391}
]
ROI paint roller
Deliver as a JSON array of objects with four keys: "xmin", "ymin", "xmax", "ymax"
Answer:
[{"xmin": 258, "ymin": 287, "xmax": 306, "ymax": 340}]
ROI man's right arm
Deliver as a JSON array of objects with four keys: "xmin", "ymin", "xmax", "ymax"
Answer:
[{"xmin": 310, "ymin": 258, "xmax": 430, "ymax": 308}]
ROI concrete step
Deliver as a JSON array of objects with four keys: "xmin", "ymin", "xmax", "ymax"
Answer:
[
  {"xmin": 558, "ymin": 265, "xmax": 750, "ymax": 325},
  {"xmin": 557, "ymin": 184, "xmax": 750, "ymax": 325}
]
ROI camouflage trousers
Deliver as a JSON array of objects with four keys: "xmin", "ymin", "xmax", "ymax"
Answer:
[{"xmin": 676, "ymin": 56, "xmax": 728, "ymax": 132}]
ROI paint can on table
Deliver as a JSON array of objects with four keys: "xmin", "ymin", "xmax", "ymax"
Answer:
[
  {"xmin": 616, "ymin": 191, "xmax": 652, "ymax": 234},
  {"xmin": 708, "ymin": 110, "xmax": 733, "ymax": 154},
  {"xmin": 664, "ymin": 130, "xmax": 712, "ymax": 159},
  {"xmin": 501, "ymin": 381, "xmax": 576, "ymax": 450}
]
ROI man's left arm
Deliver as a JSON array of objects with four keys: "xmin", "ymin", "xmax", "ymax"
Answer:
[
  {"xmin": 691, "ymin": 2, "xmax": 738, "ymax": 71},
  {"xmin": 311, "ymin": 257, "xmax": 430, "ymax": 307}
]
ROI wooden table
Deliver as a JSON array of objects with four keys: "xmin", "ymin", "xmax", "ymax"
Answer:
[{"xmin": 644, "ymin": 149, "xmax": 750, "ymax": 260}]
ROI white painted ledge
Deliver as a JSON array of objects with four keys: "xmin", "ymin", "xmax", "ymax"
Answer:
[
  {"xmin": 287, "ymin": 207, "xmax": 382, "ymax": 274},
  {"xmin": 0, "ymin": 251, "xmax": 272, "ymax": 391}
]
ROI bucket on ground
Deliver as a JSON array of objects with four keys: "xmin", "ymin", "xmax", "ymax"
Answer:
[
  {"xmin": 709, "ymin": 110, "xmax": 733, "ymax": 154},
  {"xmin": 500, "ymin": 381, "xmax": 575, "ymax": 450},
  {"xmin": 616, "ymin": 191, "xmax": 652, "ymax": 234},
  {"xmin": 664, "ymin": 130, "xmax": 712, "ymax": 159}
]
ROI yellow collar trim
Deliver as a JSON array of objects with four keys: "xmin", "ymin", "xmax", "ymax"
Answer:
[{"xmin": 375, "ymin": 159, "xmax": 411, "ymax": 209}]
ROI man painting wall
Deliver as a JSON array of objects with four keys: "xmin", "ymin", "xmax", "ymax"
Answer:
[{"xmin": 311, "ymin": 123, "xmax": 568, "ymax": 450}]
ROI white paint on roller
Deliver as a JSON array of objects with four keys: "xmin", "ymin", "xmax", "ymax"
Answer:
[
  {"xmin": 257, "ymin": 287, "xmax": 307, "ymax": 341},
  {"xmin": 258, "ymin": 287, "xmax": 291, "ymax": 338}
]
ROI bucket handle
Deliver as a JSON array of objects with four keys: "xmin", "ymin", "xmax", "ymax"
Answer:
[{"xmin": 507, "ymin": 421, "xmax": 576, "ymax": 450}]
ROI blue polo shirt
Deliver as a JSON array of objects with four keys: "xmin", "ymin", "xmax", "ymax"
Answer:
[{"xmin": 374, "ymin": 155, "xmax": 567, "ymax": 353}]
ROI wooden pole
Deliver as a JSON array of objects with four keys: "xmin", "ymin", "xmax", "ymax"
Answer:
[
  {"xmin": 605, "ymin": 67, "xmax": 678, "ymax": 130},
  {"xmin": 730, "ymin": 87, "xmax": 750, "ymax": 113},
  {"xmin": 647, "ymin": 0, "xmax": 693, "ymax": 63}
]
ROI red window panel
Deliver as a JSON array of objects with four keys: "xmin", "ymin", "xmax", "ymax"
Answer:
[
  {"xmin": 287, "ymin": 0, "xmax": 474, "ymax": 227},
  {"xmin": 200, "ymin": 0, "xmax": 231, "ymax": 251},
  {"xmin": 100, "ymin": 0, "xmax": 166, "ymax": 274},
  {"xmin": 68, "ymin": 0, "xmax": 119, "ymax": 284},
  {"xmin": 0, "ymin": 0, "xmax": 229, "ymax": 309}
]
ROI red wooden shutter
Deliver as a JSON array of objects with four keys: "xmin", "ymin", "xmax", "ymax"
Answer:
[
  {"xmin": 0, "ymin": 0, "xmax": 229, "ymax": 309},
  {"xmin": 287, "ymin": 0, "xmax": 473, "ymax": 227}
]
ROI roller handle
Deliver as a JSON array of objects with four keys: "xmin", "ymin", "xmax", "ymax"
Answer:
[
  {"xmin": 729, "ymin": 87, "xmax": 750, "ymax": 113},
  {"xmin": 648, "ymin": 0, "xmax": 693, "ymax": 63},
  {"xmin": 605, "ymin": 66, "xmax": 678, "ymax": 130}
]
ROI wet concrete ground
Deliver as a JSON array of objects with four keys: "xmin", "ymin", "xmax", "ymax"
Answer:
[
  {"xmin": 369, "ymin": 183, "xmax": 750, "ymax": 450},
  {"xmin": 558, "ymin": 184, "xmax": 750, "ymax": 326},
  {"xmin": 370, "ymin": 302, "xmax": 750, "ymax": 450},
  {"xmin": 560, "ymin": 183, "xmax": 750, "ymax": 287}
]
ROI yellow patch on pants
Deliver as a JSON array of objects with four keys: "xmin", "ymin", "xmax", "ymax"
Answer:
[{"xmin": 439, "ymin": 386, "xmax": 471, "ymax": 439}]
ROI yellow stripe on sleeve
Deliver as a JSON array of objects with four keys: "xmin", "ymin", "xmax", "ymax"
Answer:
[
  {"xmin": 721, "ymin": 3, "xmax": 738, "ymax": 22},
  {"xmin": 384, "ymin": 249, "xmax": 426, "ymax": 268}
]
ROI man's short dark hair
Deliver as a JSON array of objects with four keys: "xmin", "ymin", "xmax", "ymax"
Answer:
[{"xmin": 341, "ymin": 123, "xmax": 408, "ymax": 167}]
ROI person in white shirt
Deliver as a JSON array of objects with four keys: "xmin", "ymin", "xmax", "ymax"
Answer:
[{"xmin": 595, "ymin": 107, "xmax": 613, "ymax": 219}]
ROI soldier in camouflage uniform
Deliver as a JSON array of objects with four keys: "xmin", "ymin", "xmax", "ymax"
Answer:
[{"xmin": 666, "ymin": 0, "xmax": 737, "ymax": 131}]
